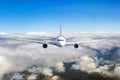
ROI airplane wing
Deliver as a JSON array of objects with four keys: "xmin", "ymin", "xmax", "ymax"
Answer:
[
  {"xmin": 66, "ymin": 39, "xmax": 106, "ymax": 48},
  {"xmin": 13, "ymin": 37, "xmax": 55, "ymax": 44},
  {"xmin": 20, "ymin": 39, "xmax": 45, "ymax": 44},
  {"xmin": 66, "ymin": 39, "xmax": 105, "ymax": 44},
  {"xmin": 13, "ymin": 37, "xmax": 57, "ymax": 48}
]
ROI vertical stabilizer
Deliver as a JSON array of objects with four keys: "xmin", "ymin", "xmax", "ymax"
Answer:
[{"xmin": 60, "ymin": 25, "xmax": 62, "ymax": 36}]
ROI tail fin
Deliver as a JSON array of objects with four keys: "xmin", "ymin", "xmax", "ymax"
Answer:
[{"xmin": 60, "ymin": 25, "xmax": 62, "ymax": 36}]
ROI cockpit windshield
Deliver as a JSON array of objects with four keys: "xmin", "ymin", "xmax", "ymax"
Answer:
[{"xmin": 57, "ymin": 39, "xmax": 64, "ymax": 41}]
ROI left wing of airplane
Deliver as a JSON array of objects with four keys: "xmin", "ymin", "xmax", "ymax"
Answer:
[{"xmin": 66, "ymin": 39, "xmax": 106, "ymax": 48}]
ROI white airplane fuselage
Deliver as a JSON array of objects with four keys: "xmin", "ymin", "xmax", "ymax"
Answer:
[{"xmin": 55, "ymin": 36, "xmax": 66, "ymax": 47}]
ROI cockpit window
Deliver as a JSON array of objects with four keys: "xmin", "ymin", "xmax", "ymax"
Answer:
[{"xmin": 57, "ymin": 39, "xmax": 64, "ymax": 41}]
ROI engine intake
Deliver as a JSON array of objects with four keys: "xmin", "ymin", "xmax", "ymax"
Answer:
[
  {"xmin": 74, "ymin": 44, "xmax": 79, "ymax": 48},
  {"xmin": 42, "ymin": 44, "xmax": 48, "ymax": 48}
]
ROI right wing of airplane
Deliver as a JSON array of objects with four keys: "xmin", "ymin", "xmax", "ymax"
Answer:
[{"xmin": 13, "ymin": 37, "xmax": 57, "ymax": 48}]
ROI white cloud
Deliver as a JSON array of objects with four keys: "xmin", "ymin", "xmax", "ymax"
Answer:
[
  {"xmin": 42, "ymin": 68, "xmax": 53, "ymax": 76},
  {"xmin": 54, "ymin": 62, "xmax": 65, "ymax": 72},
  {"xmin": 52, "ymin": 75, "xmax": 59, "ymax": 80},
  {"xmin": 113, "ymin": 67, "xmax": 120, "ymax": 78},
  {"xmin": 71, "ymin": 55, "xmax": 96, "ymax": 73},
  {"xmin": 0, "ymin": 56, "xmax": 12, "ymax": 75},
  {"xmin": 0, "ymin": 32, "xmax": 9, "ymax": 35},
  {"xmin": 0, "ymin": 32, "xmax": 120, "ymax": 79},
  {"xmin": 27, "ymin": 74, "xmax": 37, "ymax": 80}
]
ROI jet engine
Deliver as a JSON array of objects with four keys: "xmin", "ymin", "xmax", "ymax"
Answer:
[
  {"xmin": 42, "ymin": 44, "xmax": 48, "ymax": 48},
  {"xmin": 74, "ymin": 43, "xmax": 79, "ymax": 48}
]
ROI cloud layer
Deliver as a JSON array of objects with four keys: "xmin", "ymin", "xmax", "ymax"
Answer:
[{"xmin": 0, "ymin": 32, "xmax": 120, "ymax": 80}]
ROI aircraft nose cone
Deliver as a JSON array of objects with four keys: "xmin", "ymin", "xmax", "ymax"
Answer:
[{"xmin": 58, "ymin": 41, "xmax": 66, "ymax": 47}]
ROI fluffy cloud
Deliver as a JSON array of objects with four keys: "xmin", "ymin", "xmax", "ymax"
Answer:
[
  {"xmin": 71, "ymin": 55, "xmax": 96, "ymax": 73},
  {"xmin": 53, "ymin": 62, "xmax": 65, "ymax": 72},
  {"xmin": 0, "ymin": 32, "xmax": 120, "ymax": 79},
  {"xmin": 0, "ymin": 56, "xmax": 12, "ymax": 75}
]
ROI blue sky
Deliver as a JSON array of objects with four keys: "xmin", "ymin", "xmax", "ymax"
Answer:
[{"xmin": 0, "ymin": 0, "xmax": 120, "ymax": 33}]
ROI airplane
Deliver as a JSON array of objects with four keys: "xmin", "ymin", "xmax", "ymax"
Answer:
[
  {"xmin": 42, "ymin": 27, "xmax": 67, "ymax": 48},
  {"xmin": 20, "ymin": 26, "xmax": 104, "ymax": 49},
  {"xmin": 15, "ymin": 27, "xmax": 104, "ymax": 49},
  {"xmin": 41, "ymin": 26, "xmax": 78, "ymax": 48}
]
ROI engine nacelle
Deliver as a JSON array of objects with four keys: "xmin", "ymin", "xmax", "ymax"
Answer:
[
  {"xmin": 74, "ymin": 44, "xmax": 79, "ymax": 48},
  {"xmin": 42, "ymin": 44, "xmax": 48, "ymax": 48}
]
